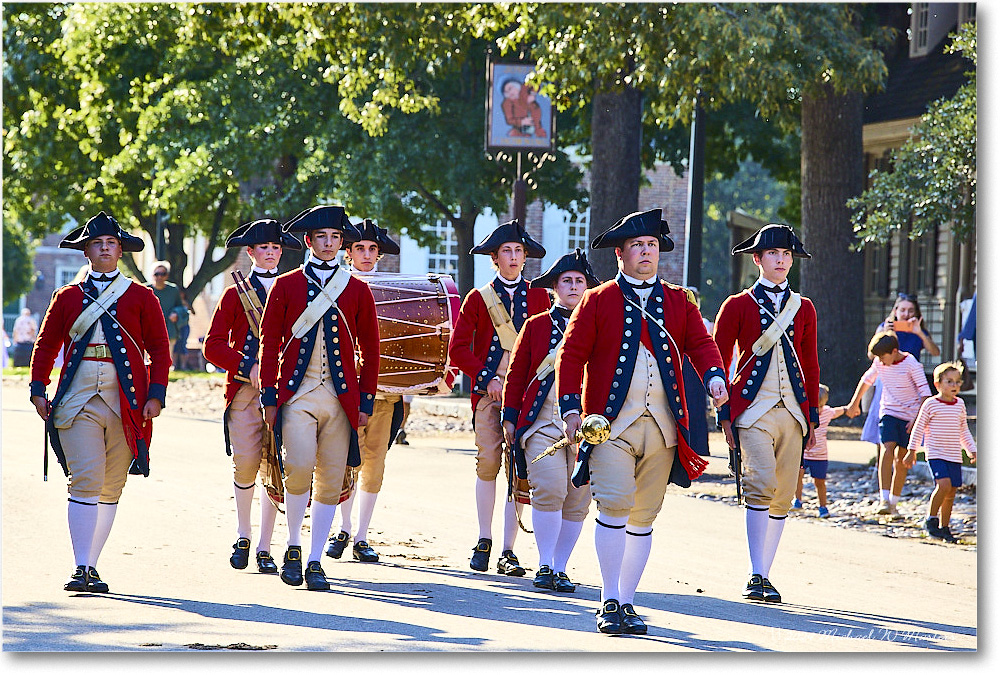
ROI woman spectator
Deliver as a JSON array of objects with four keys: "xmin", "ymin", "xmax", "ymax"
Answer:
[{"xmin": 862, "ymin": 293, "xmax": 940, "ymax": 511}]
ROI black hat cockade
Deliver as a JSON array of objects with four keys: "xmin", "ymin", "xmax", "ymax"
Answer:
[
  {"xmin": 351, "ymin": 218, "xmax": 400, "ymax": 255},
  {"xmin": 731, "ymin": 223, "xmax": 811, "ymax": 258},
  {"xmin": 282, "ymin": 205, "xmax": 359, "ymax": 242},
  {"xmin": 590, "ymin": 208, "xmax": 674, "ymax": 252},
  {"xmin": 225, "ymin": 218, "xmax": 303, "ymax": 250},
  {"xmin": 59, "ymin": 211, "xmax": 145, "ymax": 253},
  {"xmin": 531, "ymin": 248, "xmax": 602, "ymax": 289},
  {"xmin": 469, "ymin": 219, "xmax": 546, "ymax": 258}
]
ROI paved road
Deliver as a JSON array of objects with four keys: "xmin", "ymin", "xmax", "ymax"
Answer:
[{"xmin": 1, "ymin": 384, "xmax": 976, "ymax": 654}]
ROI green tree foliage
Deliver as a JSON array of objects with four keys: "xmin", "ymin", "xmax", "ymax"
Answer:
[
  {"xmin": 3, "ymin": 3, "xmax": 586, "ymax": 299},
  {"xmin": 2, "ymin": 219, "xmax": 36, "ymax": 306},
  {"xmin": 849, "ymin": 22, "xmax": 976, "ymax": 247},
  {"xmin": 701, "ymin": 159, "xmax": 789, "ymax": 319}
]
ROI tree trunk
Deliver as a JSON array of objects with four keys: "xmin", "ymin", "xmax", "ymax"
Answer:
[
  {"xmin": 454, "ymin": 199, "xmax": 479, "ymax": 299},
  {"xmin": 800, "ymin": 84, "xmax": 867, "ymax": 403},
  {"xmin": 588, "ymin": 85, "xmax": 643, "ymax": 281}
]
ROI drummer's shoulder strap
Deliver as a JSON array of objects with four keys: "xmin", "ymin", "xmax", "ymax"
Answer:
[
  {"xmin": 69, "ymin": 274, "xmax": 133, "ymax": 342},
  {"xmin": 479, "ymin": 282, "xmax": 519, "ymax": 351},
  {"xmin": 751, "ymin": 292, "xmax": 802, "ymax": 355},
  {"xmin": 290, "ymin": 266, "xmax": 352, "ymax": 339}
]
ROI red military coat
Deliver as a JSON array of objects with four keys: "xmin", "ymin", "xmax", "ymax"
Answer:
[
  {"xmin": 203, "ymin": 275, "xmax": 268, "ymax": 405},
  {"xmin": 502, "ymin": 307, "xmax": 566, "ymax": 435},
  {"xmin": 556, "ymin": 278, "xmax": 726, "ymax": 486},
  {"xmin": 712, "ymin": 287, "xmax": 820, "ymax": 427},
  {"xmin": 30, "ymin": 278, "xmax": 171, "ymax": 477},
  {"xmin": 448, "ymin": 277, "xmax": 550, "ymax": 411},
  {"xmin": 258, "ymin": 267, "xmax": 380, "ymax": 429}
]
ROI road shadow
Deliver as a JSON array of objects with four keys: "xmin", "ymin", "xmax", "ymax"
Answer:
[{"xmin": 639, "ymin": 592, "xmax": 975, "ymax": 651}]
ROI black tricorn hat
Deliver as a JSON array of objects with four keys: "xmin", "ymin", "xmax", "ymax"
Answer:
[
  {"xmin": 59, "ymin": 211, "xmax": 145, "ymax": 252},
  {"xmin": 282, "ymin": 205, "xmax": 358, "ymax": 241},
  {"xmin": 351, "ymin": 218, "xmax": 400, "ymax": 255},
  {"xmin": 732, "ymin": 223, "xmax": 810, "ymax": 258},
  {"xmin": 531, "ymin": 248, "xmax": 601, "ymax": 289},
  {"xmin": 226, "ymin": 218, "xmax": 303, "ymax": 249},
  {"xmin": 590, "ymin": 208, "xmax": 674, "ymax": 251},
  {"xmin": 470, "ymin": 219, "xmax": 545, "ymax": 258}
]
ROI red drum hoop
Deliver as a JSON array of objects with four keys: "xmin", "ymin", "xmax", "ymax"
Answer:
[{"xmin": 355, "ymin": 272, "xmax": 461, "ymax": 395}]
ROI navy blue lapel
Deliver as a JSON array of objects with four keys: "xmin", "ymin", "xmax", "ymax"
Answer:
[{"xmin": 249, "ymin": 273, "xmax": 268, "ymax": 305}]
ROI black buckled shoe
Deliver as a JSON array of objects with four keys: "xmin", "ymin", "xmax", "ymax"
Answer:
[
  {"xmin": 325, "ymin": 531, "xmax": 350, "ymax": 559},
  {"xmin": 620, "ymin": 603, "xmax": 647, "ymax": 635},
  {"xmin": 353, "ymin": 541, "xmax": 379, "ymax": 563},
  {"xmin": 597, "ymin": 599, "xmax": 624, "ymax": 634},
  {"xmin": 743, "ymin": 574, "xmax": 765, "ymax": 601},
  {"xmin": 470, "ymin": 538, "xmax": 492, "ymax": 572},
  {"xmin": 553, "ymin": 571, "xmax": 576, "ymax": 593},
  {"xmin": 64, "ymin": 565, "xmax": 88, "ymax": 592},
  {"xmin": 497, "ymin": 549, "xmax": 526, "ymax": 577},
  {"xmin": 256, "ymin": 551, "xmax": 278, "ymax": 574},
  {"xmin": 230, "ymin": 537, "xmax": 251, "ymax": 570},
  {"xmin": 533, "ymin": 565, "xmax": 555, "ymax": 590},
  {"xmin": 280, "ymin": 546, "xmax": 303, "ymax": 586},
  {"xmin": 85, "ymin": 567, "xmax": 109, "ymax": 593},
  {"xmin": 761, "ymin": 577, "xmax": 782, "ymax": 603},
  {"xmin": 304, "ymin": 561, "xmax": 330, "ymax": 591}
]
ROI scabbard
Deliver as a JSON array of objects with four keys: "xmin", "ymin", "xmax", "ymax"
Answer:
[{"xmin": 729, "ymin": 427, "xmax": 744, "ymax": 505}]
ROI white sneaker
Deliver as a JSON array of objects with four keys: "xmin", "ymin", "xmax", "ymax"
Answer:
[{"xmin": 876, "ymin": 500, "xmax": 891, "ymax": 515}]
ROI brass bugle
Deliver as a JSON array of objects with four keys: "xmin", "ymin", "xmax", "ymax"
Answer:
[{"xmin": 530, "ymin": 413, "xmax": 610, "ymax": 463}]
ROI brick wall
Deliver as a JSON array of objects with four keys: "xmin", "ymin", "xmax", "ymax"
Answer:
[{"xmin": 639, "ymin": 163, "xmax": 690, "ymax": 286}]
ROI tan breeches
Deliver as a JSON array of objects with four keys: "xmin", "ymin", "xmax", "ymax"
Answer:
[
  {"xmin": 357, "ymin": 397, "xmax": 397, "ymax": 493},
  {"xmin": 228, "ymin": 384, "xmax": 267, "ymax": 486},
  {"xmin": 280, "ymin": 386, "xmax": 351, "ymax": 504},
  {"xmin": 474, "ymin": 397, "xmax": 504, "ymax": 481},
  {"xmin": 59, "ymin": 395, "xmax": 132, "ymax": 502},
  {"xmin": 523, "ymin": 424, "xmax": 592, "ymax": 521},
  {"xmin": 588, "ymin": 414, "xmax": 676, "ymax": 527},
  {"xmin": 737, "ymin": 406, "xmax": 804, "ymax": 516}
]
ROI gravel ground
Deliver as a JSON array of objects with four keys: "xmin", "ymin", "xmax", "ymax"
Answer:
[{"xmin": 9, "ymin": 372, "xmax": 974, "ymax": 547}]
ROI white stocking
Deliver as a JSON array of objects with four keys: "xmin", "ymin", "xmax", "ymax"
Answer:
[
  {"xmin": 618, "ymin": 526, "xmax": 653, "ymax": 605},
  {"xmin": 746, "ymin": 507, "xmax": 770, "ymax": 575},
  {"xmin": 594, "ymin": 514, "xmax": 628, "ymax": 602},
  {"xmin": 234, "ymin": 482, "xmax": 255, "ymax": 539},
  {"xmin": 67, "ymin": 499, "xmax": 98, "ymax": 567},
  {"xmin": 355, "ymin": 490, "xmax": 379, "ymax": 543},
  {"xmin": 531, "ymin": 509, "xmax": 562, "ymax": 569},
  {"xmin": 308, "ymin": 500, "xmax": 338, "ymax": 564},
  {"xmin": 761, "ymin": 515, "xmax": 786, "ymax": 578},
  {"xmin": 88, "ymin": 502, "xmax": 118, "ymax": 568},
  {"xmin": 284, "ymin": 491, "xmax": 310, "ymax": 548},
  {"xmin": 475, "ymin": 478, "xmax": 496, "ymax": 540},
  {"xmin": 553, "ymin": 518, "xmax": 585, "ymax": 574},
  {"xmin": 257, "ymin": 492, "xmax": 279, "ymax": 553}
]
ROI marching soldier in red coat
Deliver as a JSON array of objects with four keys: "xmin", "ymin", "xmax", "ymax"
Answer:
[
  {"xmin": 30, "ymin": 212, "xmax": 171, "ymax": 594},
  {"xmin": 326, "ymin": 219, "xmax": 402, "ymax": 564},
  {"xmin": 557, "ymin": 209, "xmax": 728, "ymax": 635},
  {"xmin": 713, "ymin": 224, "xmax": 820, "ymax": 604},
  {"xmin": 502, "ymin": 249, "xmax": 600, "ymax": 593},
  {"xmin": 448, "ymin": 219, "xmax": 550, "ymax": 575},
  {"xmin": 258, "ymin": 205, "xmax": 380, "ymax": 591},
  {"xmin": 203, "ymin": 218, "xmax": 302, "ymax": 575}
]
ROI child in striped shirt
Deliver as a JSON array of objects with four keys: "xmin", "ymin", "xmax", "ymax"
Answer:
[
  {"xmin": 847, "ymin": 331, "xmax": 931, "ymax": 517},
  {"xmin": 906, "ymin": 362, "xmax": 976, "ymax": 543},
  {"xmin": 793, "ymin": 384, "xmax": 846, "ymax": 517}
]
